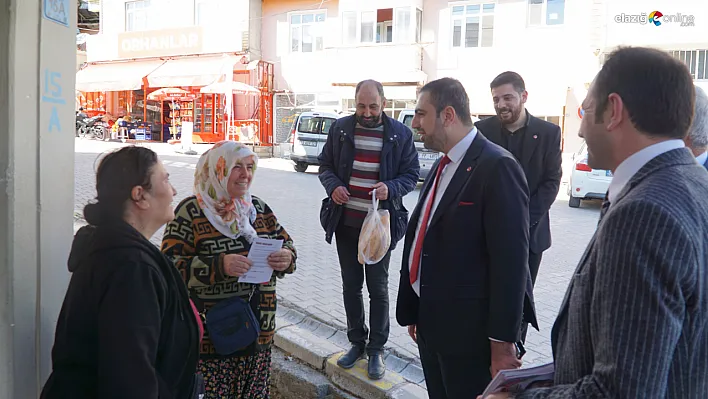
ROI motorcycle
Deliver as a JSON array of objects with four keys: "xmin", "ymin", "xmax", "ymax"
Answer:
[{"xmin": 77, "ymin": 115, "xmax": 105, "ymax": 140}]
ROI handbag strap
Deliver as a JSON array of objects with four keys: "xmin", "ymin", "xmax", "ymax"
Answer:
[{"xmin": 189, "ymin": 283, "xmax": 260, "ymax": 317}]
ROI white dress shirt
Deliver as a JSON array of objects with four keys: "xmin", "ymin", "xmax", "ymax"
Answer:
[
  {"xmin": 408, "ymin": 128, "xmax": 477, "ymax": 296},
  {"xmin": 608, "ymin": 139, "xmax": 685, "ymax": 203},
  {"xmin": 696, "ymin": 151, "xmax": 707, "ymax": 166}
]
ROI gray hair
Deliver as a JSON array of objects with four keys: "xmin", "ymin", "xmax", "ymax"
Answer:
[{"xmin": 689, "ymin": 86, "xmax": 708, "ymax": 150}]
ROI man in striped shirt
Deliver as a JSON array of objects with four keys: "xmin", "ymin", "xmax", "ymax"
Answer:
[{"xmin": 319, "ymin": 80, "xmax": 420, "ymax": 380}]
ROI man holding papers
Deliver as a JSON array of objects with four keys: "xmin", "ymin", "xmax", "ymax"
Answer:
[
  {"xmin": 396, "ymin": 78, "xmax": 537, "ymax": 398},
  {"xmin": 488, "ymin": 47, "xmax": 708, "ymax": 399}
]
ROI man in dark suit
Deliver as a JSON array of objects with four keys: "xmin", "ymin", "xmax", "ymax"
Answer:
[
  {"xmin": 475, "ymin": 72, "xmax": 562, "ymax": 288},
  {"xmin": 488, "ymin": 47, "xmax": 708, "ymax": 399},
  {"xmin": 396, "ymin": 77, "xmax": 537, "ymax": 398},
  {"xmin": 684, "ymin": 85, "xmax": 708, "ymax": 169}
]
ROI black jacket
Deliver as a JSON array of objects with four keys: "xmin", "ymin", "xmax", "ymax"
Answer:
[
  {"xmin": 41, "ymin": 222, "xmax": 200, "ymax": 399},
  {"xmin": 475, "ymin": 114, "xmax": 562, "ymax": 253},
  {"xmin": 318, "ymin": 113, "xmax": 420, "ymax": 247}
]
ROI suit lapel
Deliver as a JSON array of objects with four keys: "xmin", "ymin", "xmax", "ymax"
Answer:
[
  {"xmin": 520, "ymin": 115, "xmax": 540, "ymax": 168},
  {"xmin": 475, "ymin": 117, "xmax": 502, "ymax": 145},
  {"xmin": 428, "ymin": 134, "xmax": 486, "ymax": 229}
]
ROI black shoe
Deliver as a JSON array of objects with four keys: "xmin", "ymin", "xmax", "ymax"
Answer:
[
  {"xmin": 337, "ymin": 346, "xmax": 365, "ymax": 369},
  {"xmin": 368, "ymin": 353, "xmax": 386, "ymax": 380}
]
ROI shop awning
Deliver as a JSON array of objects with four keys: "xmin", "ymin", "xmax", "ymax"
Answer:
[
  {"xmin": 75, "ymin": 59, "xmax": 166, "ymax": 92},
  {"xmin": 146, "ymin": 55, "xmax": 241, "ymax": 88}
]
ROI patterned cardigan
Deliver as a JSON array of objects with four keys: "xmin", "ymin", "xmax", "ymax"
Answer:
[{"xmin": 161, "ymin": 195, "xmax": 296, "ymax": 359}]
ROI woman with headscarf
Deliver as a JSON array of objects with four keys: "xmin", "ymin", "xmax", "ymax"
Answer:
[{"xmin": 161, "ymin": 141, "xmax": 296, "ymax": 399}]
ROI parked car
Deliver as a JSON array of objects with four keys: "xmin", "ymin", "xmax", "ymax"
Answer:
[
  {"xmin": 567, "ymin": 141, "xmax": 613, "ymax": 208},
  {"xmin": 398, "ymin": 109, "xmax": 479, "ymax": 180},
  {"xmin": 288, "ymin": 111, "xmax": 340, "ymax": 173}
]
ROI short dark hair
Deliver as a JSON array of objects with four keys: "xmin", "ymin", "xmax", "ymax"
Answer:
[
  {"xmin": 355, "ymin": 79, "xmax": 385, "ymax": 99},
  {"xmin": 418, "ymin": 77, "xmax": 473, "ymax": 125},
  {"xmin": 592, "ymin": 46, "xmax": 695, "ymax": 139},
  {"xmin": 490, "ymin": 71, "xmax": 526, "ymax": 93},
  {"xmin": 84, "ymin": 146, "xmax": 159, "ymax": 225}
]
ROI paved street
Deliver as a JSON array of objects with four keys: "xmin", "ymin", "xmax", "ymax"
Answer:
[{"xmin": 74, "ymin": 139, "xmax": 602, "ymax": 367}]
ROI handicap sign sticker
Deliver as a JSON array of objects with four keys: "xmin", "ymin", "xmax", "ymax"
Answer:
[{"xmin": 43, "ymin": 0, "xmax": 70, "ymax": 27}]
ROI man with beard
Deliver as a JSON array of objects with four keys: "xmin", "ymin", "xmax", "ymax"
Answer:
[
  {"xmin": 318, "ymin": 80, "xmax": 420, "ymax": 380},
  {"xmin": 485, "ymin": 45, "xmax": 708, "ymax": 399},
  {"xmin": 475, "ymin": 72, "xmax": 562, "ymax": 341},
  {"xmin": 397, "ymin": 77, "xmax": 537, "ymax": 398}
]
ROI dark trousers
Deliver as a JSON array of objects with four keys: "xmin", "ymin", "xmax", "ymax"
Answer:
[
  {"xmin": 520, "ymin": 250, "xmax": 544, "ymax": 343},
  {"xmin": 528, "ymin": 250, "xmax": 543, "ymax": 286},
  {"xmin": 335, "ymin": 225, "xmax": 390, "ymax": 355},
  {"xmin": 418, "ymin": 326, "xmax": 491, "ymax": 398}
]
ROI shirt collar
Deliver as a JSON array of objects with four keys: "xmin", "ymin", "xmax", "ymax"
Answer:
[
  {"xmin": 447, "ymin": 127, "xmax": 478, "ymax": 164},
  {"xmin": 696, "ymin": 151, "xmax": 708, "ymax": 166},
  {"xmin": 608, "ymin": 139, "xmax": 685, "ymax": 203}
]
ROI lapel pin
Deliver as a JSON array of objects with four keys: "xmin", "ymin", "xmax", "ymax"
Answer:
[
  {"xmin": 466, "ymin": 167, "xmax": 472, "ymax": 172},
  {"xmin": 533, "ymin": 135, "xmax": 538, "ymax": 139}
]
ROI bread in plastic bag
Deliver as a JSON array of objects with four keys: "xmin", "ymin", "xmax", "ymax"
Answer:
[{"xmin": 358, "ymin": 189, "xmax": 391, "ymax": 265}]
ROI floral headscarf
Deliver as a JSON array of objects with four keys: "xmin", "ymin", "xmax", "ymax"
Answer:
[{"xmin": 194, "ymin": 141, "xmax": 259, "ymax": 243}]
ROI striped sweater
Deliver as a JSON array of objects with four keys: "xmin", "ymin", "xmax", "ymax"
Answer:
[{"xmin": 342, "ymin": 122, "xmax": 384, "ymax": 228}]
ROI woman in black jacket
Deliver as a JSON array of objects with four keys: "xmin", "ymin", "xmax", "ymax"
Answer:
[{"xmin": 41, "ymin": 146, "xmax": 203, "ymax": 399}]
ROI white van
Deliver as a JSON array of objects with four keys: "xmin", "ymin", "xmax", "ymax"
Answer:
[{"xmin": 288, "ymin": 111, "xmax": 340, "ymax": 173}]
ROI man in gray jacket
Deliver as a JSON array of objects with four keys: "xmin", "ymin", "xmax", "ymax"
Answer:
[{"xmin": 488, "ymin": 47, "xmax": 708, "ymax": 399}]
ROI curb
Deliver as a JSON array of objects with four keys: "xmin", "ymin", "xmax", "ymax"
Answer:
[
  {"xmin": 71, "ymin": 214, "xmax": 427, "ymax": 398},
  {"xmin": 273, "ymin": 304, "xmax": 427, "ymax": 399}
]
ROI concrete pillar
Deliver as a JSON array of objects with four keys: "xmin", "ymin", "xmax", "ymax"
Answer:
[{"xmin": 0, "ymin": 0, "xmax": 76, "ymax": 397}]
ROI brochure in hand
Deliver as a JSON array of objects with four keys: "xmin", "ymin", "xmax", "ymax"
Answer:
[{"xmin": 481, "ymin": 362, "xmax": 555, "ymax": 397}]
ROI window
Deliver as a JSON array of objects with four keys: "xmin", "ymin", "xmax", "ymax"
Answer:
[
  {"xmin": 451, "ymin": 3, "xmax": 495, "ymax": 48},
  {"xmin": 528, "ymin": 0, "xmax": 565, "ymax": 26},
  {"xmin": 195, "ymin": 0, "xmax": 228, "ymax": 26},
  {"xmin": 297, "ymin": 116, "xmax": 335, "ymax": 135},
  {"xmin": 342, "ymin": 11, "xmax": 357, "ymax": 45},
  {"xmin": 290, "ymin": 11, "xmax": 326, "ymax": 53},
  {"xmin": 125, "ymin": 0, "xmax": 151, "ymax": 32},
  {"xmin": 669, "ymin": 50, "xmax": 708, "ymax": 80},
  {"xmin": 394, "ymin": 8, "xmax": 410, "ymax": 43},
  {"xmin": 341, "ymin": 7, "xmax": 421, "ymax": 45},
  {"xmin": 415, "ymin": 8, "xmax": 423, "ymax": 43},
  {"xmin": 361, "ymin": 11, "xmax": 375, "ymax": 43}
]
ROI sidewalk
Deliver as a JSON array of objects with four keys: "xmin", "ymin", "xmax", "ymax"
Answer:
[
  {"xmin": 73, "ymin": 144, "xmax": 591, "ymax": 398},
  {"xmin": 72, "ymin": 215, "xmax": 428, "ymax": 399},
  {"xmin": 74, "ymin": 137, "xmax": 214, "ymax": 157}
]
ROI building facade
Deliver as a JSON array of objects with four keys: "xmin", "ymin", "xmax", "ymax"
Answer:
[
  {"xmin": 78, "ymin": 0, "xmax": 274, "ymax": 144},
  {"xmin": 262, "ymin": 0, "xmax": 604, "ymax": 149}
]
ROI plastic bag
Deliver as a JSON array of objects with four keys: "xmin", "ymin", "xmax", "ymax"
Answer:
[{"xmin": 358, "ymin": 189, "xmax": 391, "ymax": 265}]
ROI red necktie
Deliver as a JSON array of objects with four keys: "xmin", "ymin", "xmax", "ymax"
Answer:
[{"xmin": 410, "ymin": 155, "xmax": 451, "ymax": 286}]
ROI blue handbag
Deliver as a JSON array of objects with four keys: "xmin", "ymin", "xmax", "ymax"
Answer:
[{"xmin": 196, "ymin": 286, "xmax": 261, "ymax": 356}]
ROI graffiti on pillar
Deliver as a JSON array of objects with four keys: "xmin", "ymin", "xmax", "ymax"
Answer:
[
  {"xmin": 43, "ymin": 0, "xmax": 70, "ymax": 27},
  {"xmin": 41, "ymin": 69, "xmax": 65, "ymax": 133}
]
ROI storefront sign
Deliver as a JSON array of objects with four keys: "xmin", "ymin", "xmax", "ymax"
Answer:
[{"xmin": 118, "ymin": 27, "xmax": 203, "ymax": 59}]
